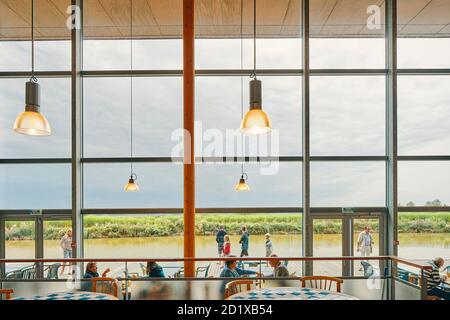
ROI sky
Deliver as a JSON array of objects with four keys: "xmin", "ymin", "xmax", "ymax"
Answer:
[{"xmin": 0, "ymin": 34, "xmax": 449, "ymax": 210}]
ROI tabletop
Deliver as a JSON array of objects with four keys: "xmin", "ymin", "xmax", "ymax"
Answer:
[
  {"xmin": 12, "ymin": 291, "xmax": 119, "ymax": 300},
  {"xmin": 227, "ymin": 287, "xmax": 359, "ymax": 300}
]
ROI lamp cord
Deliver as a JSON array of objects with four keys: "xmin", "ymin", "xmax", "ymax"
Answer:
[
  {"xmin": 130, "ymin": 0, "xmax": 134, "ymax": 175},
  {"xmin": 250, "ymin": 0, "xmax": 257, "ymax": 80},
  {"xmin": 240, "ymin": 0, "xmax": 244, "ymax": 177},
  {"xmin": 30, "ymin": 0, "xmax": 36, "ymax": 82}
]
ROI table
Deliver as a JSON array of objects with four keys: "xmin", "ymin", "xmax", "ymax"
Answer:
[
  {"xmin": 227, "ymin": 287, "xmax": 358, "ymax": 300},
  {"xmin": 13, "ymin": 291, "xmax": 119, "ymax": 300}
]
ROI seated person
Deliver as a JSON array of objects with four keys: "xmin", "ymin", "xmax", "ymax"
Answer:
[
  {"xmin": 220, "ymin": 255, "xmax": 261, "ymax": 278},
  {"xmin": 146, "ymin": 261, "xmax": 165, "ymax": 278},
  {"xmin": 81, "ymin": 262, "xmax": 111, "ymax": 291},
  {"xmin": 424, "ymin": 257, "xmax": 449, "ymax": 300},
  {"xmin": 268, "ymin": 254, "xmax": 290, "ymax": 277}
]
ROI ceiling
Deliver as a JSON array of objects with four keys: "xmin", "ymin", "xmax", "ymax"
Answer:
[{"xmin": 0, "ymin": 0, "xmax": 449, "ymax": 40}]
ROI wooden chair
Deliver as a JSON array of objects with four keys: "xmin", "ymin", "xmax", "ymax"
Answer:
[
  {"xmin": 300, "ymin": 276, "xmax": 344, "ymax": 293},
  {"xmin": 91, "ymin": 277, "xmax": 119, "ymax": 298},
  {"xmin": 224, "ymin": 279, "xmax": 254, "ymax": 299},
  {"xmin": 0, "ymin": 289, "xmax": 14, "ymax": 300}
]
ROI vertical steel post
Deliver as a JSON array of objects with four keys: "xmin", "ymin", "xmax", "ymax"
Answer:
[
  {"xmin": 386, "ymin": 0, "xmax": 398, "ymax": 300},
  {"xmin": 0, "ymin": 219, "xmax": 5, "ymax": 278},
  {"xmin": 302, "ymin": 0, "xmax": 313, "ymax": 276},
  {"xmin": 35, "ymin": 216, "xmax": 44, "ymax": 278},
  {"xmin": 71, "ymin": 0, "xmax": 84, "ymax": 274}
]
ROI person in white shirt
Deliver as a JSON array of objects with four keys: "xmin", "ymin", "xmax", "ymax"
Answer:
[
  {"xmin": 60, "ymin": 229, "xmax": 73, "ymax": 275},
  {"xmin": 357, "ymin": 226, "xmax": 374, "ymax": 270}
]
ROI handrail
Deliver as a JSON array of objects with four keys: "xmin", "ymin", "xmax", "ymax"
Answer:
[
  {"xmin": 389, "ymin": 256, "xmax": 432, "ymax": 270},
  {"xmin": 0, "ymin": 256, "xmax": 390, "ymax": 263},
  {"xmin": 1, "ymin": 256, "xmax": 432, "ymax": 271}
]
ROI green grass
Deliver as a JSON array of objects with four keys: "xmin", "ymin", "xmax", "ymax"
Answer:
[{"xmin": 4, "ymin": 213, "xmax": 449, "ymax": 240}]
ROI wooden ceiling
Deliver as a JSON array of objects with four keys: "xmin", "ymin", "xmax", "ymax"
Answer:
[{"xmin": 0, "ymin": 0, "xmax": 449, "ymax": 40}]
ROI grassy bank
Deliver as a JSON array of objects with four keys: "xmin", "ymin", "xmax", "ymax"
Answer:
[{"xmin": 5, "ymin": 213, "xmax": 450, "ymax": 240}]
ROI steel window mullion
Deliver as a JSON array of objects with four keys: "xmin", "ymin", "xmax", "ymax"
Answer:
[{"xmin": 385, "ymin": 2, "xmax": 398, "ymax": 300}]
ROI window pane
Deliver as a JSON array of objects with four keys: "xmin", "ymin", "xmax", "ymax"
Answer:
[
  {"xmin": 83, "ymin": 0, "xmax": 182, "ymax": 70},
  {"xmin": 195, "ymin": 0, "xmax": 301, "ymax": 69},
  {"xmin": 0, "ymin": 164, "xmax": 71, "ymax": 209},
  {"xmin": 5, "ymin": 220, "xmax": 35, "ymax": 273},
  {"xmin": 398, "ymin": 162, "xmax": 450, "ymax": 207},
  {"xmin": 197, "ymin": 162, "xmax": 302, "ymax": 208},
  {"xmin": 196, "ymin": 38, "xmax": 302, "ymax": 70},
  {"xmin": 196, "ymin": 76, "xmax": 302, "ymax": 157},
  {"xmin": 313, "ymin": 218, "xmax": 342, "ymax": 276},
  {"xmin": 83, "ymin": 77, "xmax": 182, "ymax": 157},
  {"xmin": 83, "ymin": 163, "xmax": 182, "ymax": 208},
  {"xmin": 398, "ymin": 0, "xmax": 450, "ymax": 68},
  {"xmin": 311, "ymin": 162, "xmax": 385, "ymax": 207},
  {"xmin": 310, "ymin": 76, "xmax": 385, "ymax": 156},
  {"xmin": 0, "ymin": 0, "xmax": 71, "ymax": 71},
  {"xmin": 310, "ymin": 0, "xmax": 385, "ymax": 69},
  {"xmin": 0, "ymin": 78, "xmax": 71, "ymax": 158},
  {"xmin": 43, "ymin": 220, "xmax": 72, "ymax": 259},
  {"xmin": 398, "ymin": 76, "xmax": 450, "ymax": 155}
]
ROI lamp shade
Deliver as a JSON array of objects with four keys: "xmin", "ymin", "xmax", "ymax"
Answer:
[
  {"xmin": 235, "ymin": 177, "xmax": 250, "ymax": 192},
  {"xmin": 240, "ymin": 109, "xmax": 271, "ymax": 135},
  {"xmin": 240, "ymin": 79, "xmax": 271, "ymax": 135},
  {"xmin": 124, "ymin": 176, "xmax": 140, "ymax": 192},
  {"xmin": 13, "ymin": 81, "xmax": 51, "ymax": 136}
]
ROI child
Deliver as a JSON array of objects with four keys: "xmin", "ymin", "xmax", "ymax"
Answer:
[
  {"xmin": 223, "ymin": 235, "xmax": 231, "ymax": 256},
  {"xmin": 265, "ymin": 233, "xmax": 273, "ymax": 257}
]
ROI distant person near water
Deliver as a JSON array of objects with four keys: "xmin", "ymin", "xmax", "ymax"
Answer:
[
  {"xmin": 216, "ymin": 225, "xmax": 227, "ymax": 257},
  {"xmin": 265, "ymin": 233, "xmax": 273, "ymax": 257},
  {"xmin": 357, "ymin": 226, "xmax": 374, "ymax": 271},
  {"xmin": 223, "ymin": 235, "xmax": 231, "ymax": 256},
  {"xmin": 239, "ymin": 226, "xmax": 249, "ymax": 257},
  {"xmin": 60, "ymin": 229, "xmax": 73, "ymax": 275}
]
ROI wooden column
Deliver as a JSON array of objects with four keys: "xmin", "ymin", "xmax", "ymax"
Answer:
[{"xmin": 183, "ymin": 0, "xmax": 195, "ymax": 278}]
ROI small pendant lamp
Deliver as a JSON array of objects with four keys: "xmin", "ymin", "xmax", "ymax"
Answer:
[
  {"xmin": 14, "ymin": 0, "xmax": 51, "ymax": 136},
  {"xmin": 240, "ymin": 0, "xmax": 271, "ymax": 135},
  {"xmin": 124, "ymin": 0, "xmax": 139, "ymax": 192}
]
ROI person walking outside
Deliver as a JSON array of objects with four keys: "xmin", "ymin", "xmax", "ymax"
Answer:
[
  {"xmin": 265, "ymin": 233, "xmax": 273, "ymax": 257},
  {"xmin": 239, "ymin": 226, "xmax": 249, "ymax": 257},
  {"xmin": 215, "ymin": 225, "xmax": 227, "ymax": 257},
  {"xmin": 60, "ymin": 229, "xmax": 73, "ymax": 275},
  {"xmin": 357, "ymin": 226, "xmax": 374, "ymax": 271},
  {"xmin": 223, "ymin": 235, "xmax": 231, "ymax": 256}
]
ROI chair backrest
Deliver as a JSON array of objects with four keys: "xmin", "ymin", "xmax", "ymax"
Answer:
[
  {"xmin": 0, "ymin": 289, "xmax": 14, "ymax": 300},
  {"xmin": 91, "ymin": 277, "xmax": 118, "ymax": 298},
  {"xmin": 139, "ymin": 263, "xmax": 147, "ymax": 276},
  {"xmin": 46, "ymin": 263, "xmax": 61, "ymax": 279},
  {"xmin": 21, "ymin": 266, "xmax": 37, "ymax": 279},
  {"xmin": 5, "ymin": 269, "xmax": 23, "ymax": 279},
  {"xmin": 300, "ymin": 276, "xmax": 344, "ymax": 293},
  {"xmin": 224, "ymin": 279, "xmax": 254, "ymax": 299},
  {"xmin": 360, "ymin": 261, "xmax": 374, "ymax": 277}
]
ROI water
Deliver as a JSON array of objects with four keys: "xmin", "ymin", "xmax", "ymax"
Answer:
[{"xmin": 5, "ymin": 233, "xmax": 449, "ymax": 275}]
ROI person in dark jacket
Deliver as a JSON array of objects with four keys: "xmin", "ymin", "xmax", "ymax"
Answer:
[
  {"xmin": 215, "ymin": 225, "xmax": 227, "ymax": 256},
  {"xmin": 81, "ymin": 262, "xmax": 111, "ymax": 291},
  {"xmin": 146, "ymin": 261, "xmax": 165, "ymax": 278},
  {"xmin": 239, "ymin": 226, "xmax": 249, "ymax": 257}
]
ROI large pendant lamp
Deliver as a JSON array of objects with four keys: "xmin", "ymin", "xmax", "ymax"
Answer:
[
  {"xmin": 240, "ymin": 0, "xmax": 271, "ymax": 135},
  {"xmin": 124, "ymin": 0, "xmax": 139, "ymax": 192},
  {"xmin": 235, "ymin": 0, "xmax": 250, "ymax": 193},
  {"xmin": 14, "ymin": 0, "xmax": 51, "ymax": 136}
]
